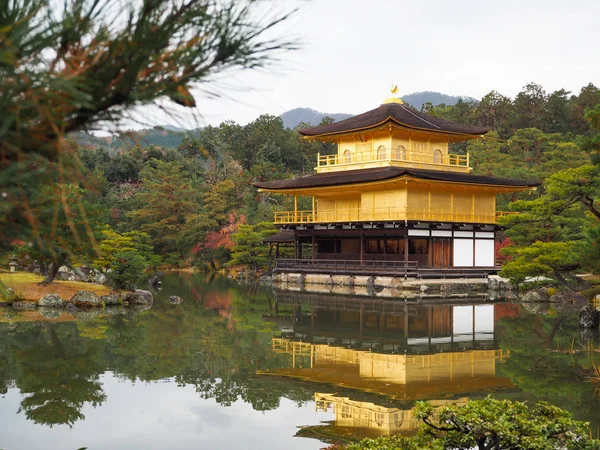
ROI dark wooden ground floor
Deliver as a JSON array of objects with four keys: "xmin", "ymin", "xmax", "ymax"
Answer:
[{"xmin": 268, "ymin": 222, "xmax": 498, "ymax": 272}]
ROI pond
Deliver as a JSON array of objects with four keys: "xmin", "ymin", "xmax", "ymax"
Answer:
[{"xmin": 1, "ymin": 274, "xmax": 600, "ymax": 449}]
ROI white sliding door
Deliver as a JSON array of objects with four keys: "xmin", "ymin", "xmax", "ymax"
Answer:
[
  {"xmin": 475, "ymin": 239, "xmax": 495, "ymax": 267},
  {"xmin": 453, "ymin": 239, "xmax": 473, "ymax": 267}
]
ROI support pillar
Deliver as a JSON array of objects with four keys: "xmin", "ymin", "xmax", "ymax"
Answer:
[
  {"xmin": 404, "ymin": 235, "xmax": 409, "ymax": 278},
  {"xmin": 360, "ymin": 229, "xmax": 364, "ymax": 263},
  {"xmin": 312, "ymin": 232, "xmax": 316, "ymax": 261},
  {"xmin": 294, "ymin": 195, "xmax": 298, "ymax": 222}
]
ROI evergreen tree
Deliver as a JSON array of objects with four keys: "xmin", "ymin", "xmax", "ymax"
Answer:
[
  {"xmin": 230, "ymin": 222, "xmax": 277, "ymax": 272},
  {"xmin": 130, "ymin": 159, "xmax": 199, "ymax": 259}
]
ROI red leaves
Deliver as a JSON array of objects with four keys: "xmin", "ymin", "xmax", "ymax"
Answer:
[{"xmin": 193, "ymin": 212, "xmax": 246, "ymax": 253}]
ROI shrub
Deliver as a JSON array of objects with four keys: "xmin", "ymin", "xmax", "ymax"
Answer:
[{"xmin": 107, "ymin": 251, "xmax": 148, "ymax": 290}]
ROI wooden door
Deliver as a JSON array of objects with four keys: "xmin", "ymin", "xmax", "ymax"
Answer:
[{"xmin": 432, "ymin": 239, "xmax": 452, "ymax": 267}]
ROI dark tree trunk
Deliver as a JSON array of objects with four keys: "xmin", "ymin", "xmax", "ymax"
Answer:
[
  {"xmin": 40, "ymin": 255, "xmax": 65, "ymax": 285},
  {"xmin": 553, "ymin": 269, "xmax": 574, "ymax": 290},
  {"xmin": 209, "ymin": 259, "xmax": 217, "ymax": 271}
]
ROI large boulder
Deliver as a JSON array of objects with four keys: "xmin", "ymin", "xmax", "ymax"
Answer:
[
  {"xmin": 57, "ymin": 271, "xmax": 75, "ymax": 281},
  {"xmin": 92, "ymin": 270, "xmax": 108, "ymax": 285},
  {"xmin": 122, "ymin": 290, "xmax": 153, "ymax": 305},
  {"xmin": 259, "ymin": 275, "xmax": 273, "ymax": 285},
  {"xmin": 169, "ymin": 295, "xmax": 183, "ymax": 304},
  {"xmin": 488, "ymin": 276, "xmax": 513, "ymax": 291},
  {"xmin": 520, "ymin": 288, "xmax": 550, "ymax": 302},
  {"xmin": 137, "ymin": 289, "xmax": 153, "ymax": 303},
  {"xmin": 100, "ymin": 294, "xmax": 120, "ymax": 306},
  {"xmin": 550, "ymin": 291, "xmax": 588, "ymax": 312},
  {"xmin": 148, "ymin": 276, "xmax": 162, "ymax": 288},
  {"xmin": 70, "ymin": 291, "xmax": 100, "ymax": 307},
  {"xmin": 39, "ymin": 294, "xmax": 65, "ymax": 308},
  {"xmin": 76, "ymin": 266, "xmax": 91, "ymax": 282},
  {"xmin": 12, "ymin": 301, "xmax": 37, "ymax": 310},
  {"xmin": 579, "ymin": 306, "xmax": 600, "ymax": 329}
]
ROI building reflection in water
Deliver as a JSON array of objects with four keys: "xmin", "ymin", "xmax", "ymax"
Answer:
[
  {"xmin": 312, "ymin": 393, "xmax": 468, "ymax": 438},
  {"xmin": 261, "ymin": 293, "xmax": 516, "ymax": 442}
]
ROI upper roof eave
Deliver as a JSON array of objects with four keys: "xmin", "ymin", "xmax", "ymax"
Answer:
[
  {"xmin": 299, "ymin": 116, "xmax": 487, "ymax": 140},
  {"xmin": 252, "ymin": 167, "xmax": 540, "ymax": 192},
  {"xmin": 297, "ymin": 102, "xmax": 490, "ymax": 138}
]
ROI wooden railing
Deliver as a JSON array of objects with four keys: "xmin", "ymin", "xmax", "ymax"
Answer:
[
  {"xmin": 317, "ymin": 149, "xmax": 469, "ymax": 169},
  {"xmin": 273, "ymin": 208, "xmax": 513, "ymax": 224},
  {"xmin": 275, "ymin": 258, "xmax": 419, "ymax": 278},
  {"xmin": 275, "ymin": 259, "xmax": 498, "ymax": 278}
]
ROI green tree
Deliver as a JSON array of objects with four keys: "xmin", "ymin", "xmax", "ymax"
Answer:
[
  {"xmin": 107, "ymin": 251, "xmax": 149, "ymax": 290},
  {"xmin": 544, "ymin": 89, "xmax": 573, "ymax": 133},
  {"xmin": 514, "ymin": 82, "xmax": 547, "ymax": 130},
  {"xmin": 500, "ymin": 241, "xmax": 582, "ymax": 286},
  {"xmin": 29, "ymin": 183, "xmax": 105, "ymax": 284},
  {"xmin": 0, "ymin": 0, "xmax": 295, "ymax": 252},
  {"xmin": 473, "ymin": 91, "xmax": 515, "ymax": 137},
  {"xmin": 130, "ymin": 159, "xmax": 199, "ymax": 259},
  {"xmin": 94, "ymin": 228, "xmax": 159, "ymax": 288},
  {"xmin": 229, "ymin": 222, "xmax": 277, "ymax": 272},
  {"xmin": 414, "ymin": 397, "xmax": 598, "ymax": 450}
]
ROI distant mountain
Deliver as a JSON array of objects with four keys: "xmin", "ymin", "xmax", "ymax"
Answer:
[
  {"xmin": 280, "ymin": 92, "xmax": 477, "ymax": 129},
  {"xmin": 402, "ymin": 91, "xmax": 478, "ymax": 109},
  {"xmin": 280, "ymin": 108, "xmax": 352, "ymax": 130}
]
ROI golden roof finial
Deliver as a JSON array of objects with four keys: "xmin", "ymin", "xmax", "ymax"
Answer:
[{"xmin": 384, "ymin": 84, "xmax": 403, "ymax": 105}]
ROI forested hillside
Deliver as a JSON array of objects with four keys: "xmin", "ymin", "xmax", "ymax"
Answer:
[
  {"xmin": 71, "ymin": 91, "xmax": 475, "ymax": 150},
  {"xmin": 8, "ymin": 82, "xmax": 600, "ymax": 286},
  {"xmin": 403, "ymin": 91, "xmax": 477, "ymax": 109}
]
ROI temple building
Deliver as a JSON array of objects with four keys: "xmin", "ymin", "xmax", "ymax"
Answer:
[{"xmin": 254, "ymin": 93, "xmax": 538, "ymax": 277}]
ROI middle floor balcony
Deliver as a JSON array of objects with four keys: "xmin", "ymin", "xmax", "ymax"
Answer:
[{"xmin": 273, "ymin": 207, "xmax": 516, "ymax": 225}]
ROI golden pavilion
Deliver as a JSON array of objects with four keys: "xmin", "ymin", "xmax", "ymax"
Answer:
[{"xmin": 254, "ymin": 92, "xmax": 538, "ymax": 277}]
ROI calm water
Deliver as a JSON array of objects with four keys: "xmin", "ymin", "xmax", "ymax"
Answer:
[{"xmin": 1, "ymin": 274, "xmax": 600, "ymax": 449}]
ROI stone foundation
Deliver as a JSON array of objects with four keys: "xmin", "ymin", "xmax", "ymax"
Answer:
[{"xmin": 271, "ymin": 272, "xmax": 513, "ymax": 300}]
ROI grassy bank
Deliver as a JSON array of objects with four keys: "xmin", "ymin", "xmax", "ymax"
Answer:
[{"xmin": 0, "ymin": 272, "xmax": 113, "ymax": 302}]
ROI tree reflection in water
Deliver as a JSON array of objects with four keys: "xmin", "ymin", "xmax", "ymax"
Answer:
[
  {"xmin": 0, "ymin": 274, "xmax": 311, "ymax": 427},
  {"xmin": 1, "ymin": 274, "xmax": 600, "ymax": 438}
]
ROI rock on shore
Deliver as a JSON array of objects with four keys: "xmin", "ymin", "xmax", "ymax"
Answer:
[
  {"xmin": 70, "ymin": 291, "xmax": 100, "ymax": 307},
  {"xmin": 121, "ymin": 290, "xmax": 154, "ymax": 305},
  {"xmin": 579, "ymin": 305, "xmax": 600, "ymax": 329},
  {"xmin": 39, "ymin": 293, "xmax": 64, "ymax": 308},
  {"xmin": 169, "ymin": 295, "xmax": 183, "ymax": 304}
]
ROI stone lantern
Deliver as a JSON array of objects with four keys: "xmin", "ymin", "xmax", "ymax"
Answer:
[{"xmin": 9, "ymin": 255, "xmax": 19, "ymax": 273}]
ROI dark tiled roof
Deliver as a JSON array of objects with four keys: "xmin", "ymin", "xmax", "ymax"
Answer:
[
  {"xmin": 298, "ymin": 102, "xmax": 489, "ymax": 137},
  {"xmin": 253, "ymin": 167, "xmax": 539, "ymax": 190},
  {"xmin": 263, "ymin": 230, "xmax": 295, "ymax": 243}
]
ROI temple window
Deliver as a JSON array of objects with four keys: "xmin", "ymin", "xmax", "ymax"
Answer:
[
  {"xmin": 377, "ymin": 145, "xmax": 387, "ymax": 160},
  {"xmin": 394, "ymin": 145, "xmax": 407, "ymax": 160},
  {"xmin": 414, "ymin": 142, "xmax": 426, "ymax": 152},
  {"xmin": 433, "ymin": 149, "xmax": 442, "ymax": 163},
  {"xmin": 343, "ymin": 149, "xmax": 352, "ymax": 163}
]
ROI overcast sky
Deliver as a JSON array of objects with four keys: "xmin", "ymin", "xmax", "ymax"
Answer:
[{"xmin": 139, "ymin": 0, "xmax": 600, "ymax": 130}]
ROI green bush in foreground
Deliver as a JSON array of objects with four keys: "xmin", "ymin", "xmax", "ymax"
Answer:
[{"xmin": 329, "ymin": 398, "xmax": 600, "ymax": 450}]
